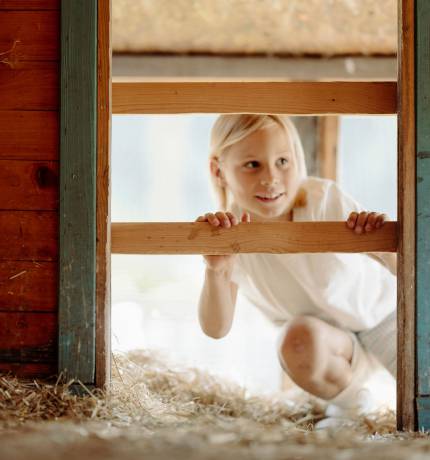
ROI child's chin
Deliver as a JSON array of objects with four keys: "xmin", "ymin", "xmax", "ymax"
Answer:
[{"xmin": 254, "ymin": 208, "xmax": 284, "ymax": 220}]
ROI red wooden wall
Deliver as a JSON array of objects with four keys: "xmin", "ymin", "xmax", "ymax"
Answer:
[{"xmin": 0, "ymin": 0, "xmax": 60, "ymax": 377}]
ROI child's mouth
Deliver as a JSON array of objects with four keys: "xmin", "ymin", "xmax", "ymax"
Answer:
[{"xmin": 255, "ymin": 193, "xmax": 284, "ymax": 202}]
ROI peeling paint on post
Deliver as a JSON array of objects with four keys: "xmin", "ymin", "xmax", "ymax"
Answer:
[{"xmin": 59, "ymin": 0, "xmax": 97, "ymax": 383}]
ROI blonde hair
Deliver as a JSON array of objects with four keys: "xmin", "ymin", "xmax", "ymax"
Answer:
[{"xmin": 209, "ymin": 114, "xmax": 308, "ymax": 211}]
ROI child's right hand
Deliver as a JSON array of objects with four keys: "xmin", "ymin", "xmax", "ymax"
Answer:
[{"xmin": 195, "ymin": 211, "xmax": 250, "ymax": 273}]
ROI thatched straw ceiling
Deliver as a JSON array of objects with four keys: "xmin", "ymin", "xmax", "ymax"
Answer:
[{"xmin": 113, "ymin": 0, "xmax": 397, "ymax": 56}]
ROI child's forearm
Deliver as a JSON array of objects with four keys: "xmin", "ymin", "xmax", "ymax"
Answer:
[
  {"xmin": 198, "ymin": 266, "xmax": 236, "ymax": 339},
  {"xmin": 366, "ymin": 252, "xmax": 397, "ymax": 276}
]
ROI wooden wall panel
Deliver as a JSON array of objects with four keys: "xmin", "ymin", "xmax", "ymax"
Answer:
[
  {"xmin": 0, "ymin": 363, "xmax": 57, "ymax": 377},
  {"xmin": 0, "ymin": 11, "xmax": 59, "ymax": 61},
  {"xmin": 0, "ymin": 65, "xmax": 58, "ymax": 111},
  {"xmin": 0, "ymin": 211, "xmax": 57, "ymax": 261},
  {"xmin": 0, "ymin": 111, "xmax": 58, "ymax": 160},
  {"xmin": 0, "ymin": 312, "xmax": 57, "ymax": 363},
  {"xmin": 0, "ymin": 0, "xmax": 61, "ymax": 378},
  {"xmin": 0, "ymin": 160, "xmax": 58, "ymax": 210},
  {"xmin": 0, "ymin": 261, "xmax": 57, "ymax": 312},
  {"xmin": 0, "ymin": 1, "xmax": 59, "ymax": 9}
]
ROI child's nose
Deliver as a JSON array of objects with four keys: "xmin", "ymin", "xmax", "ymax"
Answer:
[
  {"xmin": 260, "ymin": 168, "xmax": 280, "ymax": 186},
  {"xmin": 260, "ymin": 178, "xmax": 279, "ymax": 186}
]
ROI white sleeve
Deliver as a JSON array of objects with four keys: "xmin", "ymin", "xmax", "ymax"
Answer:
[
  {"xmin": 322, "ymin": 181, "xmax": 365, "ymax": 221},
  {"xmin": 230, "ymin": 259, "xmax": 245, "ymax": 286}
]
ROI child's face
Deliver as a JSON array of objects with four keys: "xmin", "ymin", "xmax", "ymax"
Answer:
[{"xmin": 217, "ymin": 123, "xmax": 301, "ymax": 221}]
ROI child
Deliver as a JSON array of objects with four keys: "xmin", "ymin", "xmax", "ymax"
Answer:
[{"xmin": 196, "ymin": 114, "xmax": 396, "ymax": 427}]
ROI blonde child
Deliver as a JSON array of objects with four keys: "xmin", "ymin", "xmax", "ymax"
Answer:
[{"xmin": 196, "ymin": 114, "xmax": 396, "ymax": 427}]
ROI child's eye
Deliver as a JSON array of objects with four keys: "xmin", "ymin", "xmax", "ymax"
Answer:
[
  {"xmin": 277, "ymin": 157, "xmax": 289, "ymax": 166},
  {"xmin": 244, "ymin": 161, "xmax": 259, "ymax": 169}
]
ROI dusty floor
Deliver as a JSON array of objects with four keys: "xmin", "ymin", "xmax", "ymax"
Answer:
[{"xmin": 0, "ymin": 350, "xmax": 428, "ymax": 460}]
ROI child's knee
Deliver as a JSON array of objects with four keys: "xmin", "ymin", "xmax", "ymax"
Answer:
[{"xmin": 278, "ymin": 315, "xmax": 327, "ymax": 382}]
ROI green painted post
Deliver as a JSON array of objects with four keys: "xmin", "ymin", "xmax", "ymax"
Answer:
[
  {"xmin": 59, "ymin": 0, "xmax": 97, "ymax": 383},
  {"xmin": 416, "ymin": 0, "xmax": 430, "ymax": 430}
]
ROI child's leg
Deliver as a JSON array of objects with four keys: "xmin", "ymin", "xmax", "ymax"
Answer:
[
  {"xmin": 277, "ymin": 314, "xmax": 396, "ymax": 415},
  {"xmin": 277, "ymin": 316, "xmax": 354, "ymax": 400},
  {"xmin": 357, "ymin": 310, "xmax": 396, "ymax": 377}
]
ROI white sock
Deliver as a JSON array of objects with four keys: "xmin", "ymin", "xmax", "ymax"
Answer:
[{"xmin": 324, "ymin": 333, "xmax": 393, "ymax": 417}]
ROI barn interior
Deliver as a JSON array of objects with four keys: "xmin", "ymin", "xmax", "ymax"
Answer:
[{"xmin": 1, "ymin": 1, "xmax": 429, "ymax": 459}]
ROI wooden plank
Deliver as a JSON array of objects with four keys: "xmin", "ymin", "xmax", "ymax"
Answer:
[
  {"xmin": 0, "ymin": 312, "xmax": 57, "ymax": 362},
  {"xmin": 96, "ymin": 0, "xmax": 111, "ymax": 389},
  {"xmin": 0, "ymin": 1, "xmax": 59, "ymax": 9},
  {"xmin": 59, "ymin": 0, "xmax": 97, "ymax": 383},
  {"xmin": 111, "ymin": 221, "xmax": 398, "ymax": 255},
  {"xmin": 0, "ymin": 11, "xmax": 59, "ymax": 62},
  {"xmin": 0, "ymin": 111, "xmax": 59, "ymax": 161},
  {"xmin": 317, "ymin": 116, "xmax": 339, "ymax": 180},
  {"xmin": 397, "ymin": 0, "xmax": 416, "ymax": 432},
  {"xmin": 113, "ymin": 55, "xmax": 398, "ymax": 81},
  {"xmin": 0, "ymin": 160, "xmax": 58, "ymax": 210},
  {"xmin": 0, "ymin": 211, "xmax": 57, "ymax": 261},
  {"xmin": 0, "ymin": 261, "xmax": 57, "ymax": 312},
  {"xmin": 0, "ymin": 64, "xmax": 58, "ymax": 110},
  {"xmin": 0, "ymin": 362, "xmax": 56, "ymax": 378},
  {"xmin": 112, "ymin": 80, "xmax": 397, "ymax": 115},
  {"xmin": 416, "ymin": 0, "xmax": 430, "ymax": 431}
]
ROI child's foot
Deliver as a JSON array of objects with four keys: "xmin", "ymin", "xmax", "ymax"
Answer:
[{"xmin": 313, "ymin": 414, "xmax": 357, "ymax": 430}]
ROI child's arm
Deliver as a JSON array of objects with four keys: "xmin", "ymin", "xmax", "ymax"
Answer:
[
  {"xmin": 346, "ymin": 211, "xmax": 397, "ymax": 275},
  {"xmin": 198, "ymin": 264, "xmax": 239, "ymax": 338},
  {"xmin": 196, "ymin": 211, "xmax": 250, "ymax": 338}
]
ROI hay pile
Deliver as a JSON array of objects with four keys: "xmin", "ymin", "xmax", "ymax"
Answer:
[{"xmin": 0, "ymin": 350, "xmax": 428, "ymax": 460}]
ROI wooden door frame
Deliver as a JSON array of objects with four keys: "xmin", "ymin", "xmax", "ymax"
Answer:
[
  {"xmin": 59, "ymin": 0, "xmax": 430, "ymax": 431},
  {"xmin": 59, "ymin": 0, "xmax": 111, "ymax": 388},
  {"xmin": 397, "ymin": 0, "xmax": 415, "ymax": 431},
  {"xmin": 59, "ymin": 0, "xmax": 98, "ymax": 384}
]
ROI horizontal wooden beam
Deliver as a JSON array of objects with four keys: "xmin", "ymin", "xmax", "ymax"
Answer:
[
  {"xmin": 112, "ymin": 80, "xmax": 397, "ymax": 115},
  {"xmin": 111, "ymin": 221, "xmax": 397, "ymax": 254}
]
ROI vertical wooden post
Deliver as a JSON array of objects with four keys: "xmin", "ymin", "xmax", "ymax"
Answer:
[
  {"xmin": 415, "ymin": 0, "xmax": 430, "ymax": 431},
  {"xmin": 96, "ymin": 0, "xmax": 112, "ymax": 389},
  {"xmin": 59, "ymin": 0, "xmax": 98, "ymax": 383},
  {"xmin": 317, "ymin": 116, "xmax": 339, "ymax": 181},
  {"xmin": 397, "ymin": 0, "xmax": 416, "ymax": 431}
]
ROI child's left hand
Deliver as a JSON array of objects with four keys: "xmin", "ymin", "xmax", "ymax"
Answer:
[{"xmin": 346, "ymin": 211, "xmax": 388, "ymax": 234}]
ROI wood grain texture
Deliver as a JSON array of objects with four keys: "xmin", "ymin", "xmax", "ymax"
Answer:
[
  {"xmin": 0, "ymin": 312, "xmax": 56, "ymax": 362},
  {"xmin": 0, "ymin": 0, "xmax": 59, "ymax": 9},
  {"xmin": 0, "ymin": 362, "xmax": 57, "ymax": 377},
  {"xmin": 0, "ymin": 261, "xmax": 57, "ymax": 312},
  {"xmin": 0, "ymin": 160, "xmax": 58, "ymax": 210},
  {"xmin": 0, "ymin": 64, "xmax": 58, "ymax": 110},
  {"xmin": 111, "ymin": 222, "xmax": 398, "ymax": 255},
  {"xmin": 0, "ymin": 11, "xmax": 59, "ymax": 62},
  {"xmin": 0, "ymin": 111, "xmax": 59, "ymax": 161},
  {"xmin": 317, "ymin": 116, "xmax": 339, "ymax": 180},
  {"xmin": 416, "ymin": 0, "xmax": 430, "ymax": 431},
  {"xmin": 112, "ymin": 80, "xmax": 397, "ymax": 115},
  {"xmin": 0, "ymin": 211, "xmax": 58, "ymax": 261},
  {"xmin": 59, "ymin": 0, "xmax": 97, "ymax": 383},
  {"xmin": 96, "ymin": 0, "xmax": 112, "ymax": 389},
  {"xmin": 397, "ymin": 0, "xmax": 416, "ymax": 432}
]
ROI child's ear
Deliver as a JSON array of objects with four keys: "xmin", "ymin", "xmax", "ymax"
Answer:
[{"xmin": 210, "ymin": 158, "xmax": 226, "ymax": 186}]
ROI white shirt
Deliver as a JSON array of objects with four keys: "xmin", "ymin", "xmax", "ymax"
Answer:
[{"xmin": 230, "ymin": 177, "xmax": 396, "ymax": 332}]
